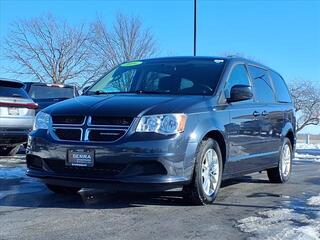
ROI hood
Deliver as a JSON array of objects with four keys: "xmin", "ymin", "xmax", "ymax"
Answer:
[{"xmin": 43, "ymin": 94, "xmax": 210, "ymax": 117}]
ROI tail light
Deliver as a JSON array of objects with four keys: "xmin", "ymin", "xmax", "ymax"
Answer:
[{"xmin": 0, "ymin": 101, "xmax": 38, "ymax": 109}]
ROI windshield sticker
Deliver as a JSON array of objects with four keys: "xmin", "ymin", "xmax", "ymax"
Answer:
[
  {"xmin": 121, "ymin": 61, "xmax": 143, "ymax": 67},
  {"xmin": 214, "ymin": 59, "xmax": 224, "ymax": 63}
]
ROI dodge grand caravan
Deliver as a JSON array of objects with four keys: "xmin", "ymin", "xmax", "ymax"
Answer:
[{"xmin": 26, "ymin": 57, "xmax": 296, "ymax": 204}]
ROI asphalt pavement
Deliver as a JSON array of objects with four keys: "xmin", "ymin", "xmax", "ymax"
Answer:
[{"xmin": 0, "ymin": 153, "xmax": 319, "ymax": 240}]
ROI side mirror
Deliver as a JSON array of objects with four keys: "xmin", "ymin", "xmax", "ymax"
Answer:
[{"xmin": 227, "ymin": 85, "xmax": 253, "ymax": 103}]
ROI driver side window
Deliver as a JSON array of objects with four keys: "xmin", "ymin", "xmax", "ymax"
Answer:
[
  {"xmin": 226, "ymin": 64, "xmax": 251, "ymax": 90},
  {"xmin": 225, "ymin": 64, "xmax": 252, "ymax": 102}
]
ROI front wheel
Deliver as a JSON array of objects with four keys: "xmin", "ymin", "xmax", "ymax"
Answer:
[
  {"xmin": 46, "ymin": 184, "xmax": 81, "ymax": 195},
  {"xmin": 267, "ymin": 137, "xmax": 293, "ymax": 183},
  {"xmin": 183, "ymin": 138, "xmax": 223, "ymax": 205}
]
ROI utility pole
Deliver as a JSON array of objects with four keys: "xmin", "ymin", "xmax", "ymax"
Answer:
[{"xmin": 193, "ymin": 0, "xmax": 197, "ymax": 56}]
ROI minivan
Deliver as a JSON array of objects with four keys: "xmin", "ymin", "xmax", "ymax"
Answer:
[
  {"xmin": 24, "ymin": 82, "xmax": 78, "ymax": 113},
  {"xmin": 26, "ymin": 57, "xmax": 296, "ymax": 204}
]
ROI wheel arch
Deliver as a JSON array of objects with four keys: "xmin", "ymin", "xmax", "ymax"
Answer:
[
  {"xmin": 201, "ymin": 130, "xmax": 227, "ymax": 168},
  {"xmin": 281, "ymin": 122, "xmax": 296, "ymax": 150}
]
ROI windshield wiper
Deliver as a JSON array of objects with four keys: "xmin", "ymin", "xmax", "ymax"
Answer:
[
  {"xmin": 90, "ymin": 90, "xmax": 110, "ymax": 95},
  {"xmin": 91, "ymin": 90, "xmax": 172, "ymax": 95}
]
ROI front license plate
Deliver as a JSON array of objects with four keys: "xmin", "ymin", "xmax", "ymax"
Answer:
[
  {"xmin": 8, "ymin": 107, "xmax": 19, "ymax": 116},
  {"xmin": 67, "ymin": 149, "xmax": 94, "ymax": 167}
]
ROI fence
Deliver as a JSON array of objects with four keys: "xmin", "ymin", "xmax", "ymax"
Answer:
[{"xmin": 297, "ymin": 134, "xmax": 320, "ymax": 144}]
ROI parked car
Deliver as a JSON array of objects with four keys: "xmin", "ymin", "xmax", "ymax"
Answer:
[
  {"xmin": 26, "ymin": 57, "xmax": 296, "ymax": 204},
  {"xmin": 23, "ymin": 82, "xmax": 78, "ymax": 112},
  {"xmin": 0, "ymin": 79, "xmax": 37, "ymax": 155}
]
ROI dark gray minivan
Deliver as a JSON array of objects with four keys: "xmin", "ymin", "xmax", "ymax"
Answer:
[{"xmin": 26, "ymin": 56, "xmax": 296, "ymax": 205}]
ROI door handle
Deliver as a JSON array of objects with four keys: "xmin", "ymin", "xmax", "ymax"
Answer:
[
  {"xmin": 253, "ymin": 111, "xmax": 260, "ymax": 117},
  {"xmin": 262, "ymin": 111, "xmax": 269, "ymax": 116}
]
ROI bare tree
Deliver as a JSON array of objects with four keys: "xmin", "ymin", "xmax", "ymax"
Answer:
[
  {"xmin": 84, "ymin": 14, "xmax": 157, "ymax": 87},
  {"xmin": 289, "ymin": 80, "xmax": 320, "ymax": 132},
  {"xmin": 2, "ymin": 14, "xmax": 92, "ymax": 84}
]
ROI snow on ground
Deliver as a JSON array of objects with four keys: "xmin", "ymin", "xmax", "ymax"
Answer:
[
  {"xmin": 237, "ymin": 195, "xmax": 320, "ymax": 240},
  {"xmin": 237, "ymin": 143, "xmax": 320, "ymax": 240},
  {"xmin": 296, "ymin": 143, "xmax": 320, "ymax": 150},
  {"xmin": 295, "ymin": 143, "xmax": 320, "ymax": 163},
  {"xmin": 308, "ymin": 195, "xmax": 320, "ymax": 206}
]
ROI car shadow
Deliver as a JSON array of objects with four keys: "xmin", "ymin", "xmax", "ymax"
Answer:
[{"xmin": 0, "ymin": 174, "xmax": 275, "ymax": 209}]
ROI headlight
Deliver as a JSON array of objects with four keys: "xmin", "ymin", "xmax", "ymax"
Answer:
[
  {"xmin": 33, "ymin": 112, "xmax": 52, "ymax": 130},
  {"xmin": 136, "ymin": 114, "xmax": 187, "ymax": 135}
]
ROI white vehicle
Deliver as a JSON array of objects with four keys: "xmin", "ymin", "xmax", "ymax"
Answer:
[{"xmin": 0, "ymin": 79, "xmax": 37, "ymax": 155}]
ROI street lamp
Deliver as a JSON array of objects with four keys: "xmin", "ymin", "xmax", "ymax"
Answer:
[{"xmin": 194, "ymin": 0, "xmax": 197, "ymax": 56}]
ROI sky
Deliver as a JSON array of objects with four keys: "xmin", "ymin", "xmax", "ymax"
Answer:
[{"xmin": 0, "ymin": 0, "xmax": 320, "ymax": 133}]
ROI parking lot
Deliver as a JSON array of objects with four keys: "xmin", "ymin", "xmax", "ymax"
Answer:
[{"xmin": 1, "ymin": 146, "xmax": 319, "ymax": 240}]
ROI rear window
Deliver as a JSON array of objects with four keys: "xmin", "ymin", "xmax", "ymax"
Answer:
[
  {"xmin": 269, "ymin": 71, "xmax": 292, "ymax": 103},
  {"xmin": 248, "ymin": 66, "xmax": 276, "ymax": 103},
  {"xmin": 0, "ymin": 81, "xmax": 29, "ymax": 98},
  {"xmin": 29, "ymin": 85, "xmax": 74, "ymax": 99}
]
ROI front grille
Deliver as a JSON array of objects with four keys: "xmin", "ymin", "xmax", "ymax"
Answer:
[
  {"xmin": 54, "ymin": 128, "xmax": 82, "ymax": 141},
  {"xmin": 51, "ymin": 115, "xmax": 133, "ymax": 142},
  {"xmin": 52, "ymin": 115, "xmax": 85, "ymax": 125},
  {"xmin": 90, "ymin": 116, "xmax": 133, "ymax": 126},
  {"xmin": 88, "ymin": 129, "xmax": 126, "ymax": 142}
]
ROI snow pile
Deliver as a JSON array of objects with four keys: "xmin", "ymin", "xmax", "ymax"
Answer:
[
  {"xmin": 237, "ymin": 195, "xmax": 320, "ymax": 240},
  {"xmin": 296, "ymin": 143, "xmax": 320, "ymax": 150},
  {"xmin": 307, "ymin": 194, "xmax": 320, "ymax": 206},
  {"xmin": 294, "ymin": 153, "xmax": 320, "ymax": 162},
  {"xmin": 294, "ymin": 143, "xmax": 320, "ymax": 163}
]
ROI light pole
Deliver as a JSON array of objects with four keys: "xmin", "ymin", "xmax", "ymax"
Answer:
[{"xmin": 193, "ymin": 0, "xmax": 197, "ymax": 56}]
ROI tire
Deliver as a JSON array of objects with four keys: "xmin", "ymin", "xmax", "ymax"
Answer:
[
  {"xmin": 267, "ymin": 137, "xmax": 293, "ymax": 183},
  {"xmin": 183, "ymin": 138, "xmax": 223, "ymax": 205},
  {"xmin": 46, "ymin": 184, "xmax": 81, "ymax": 195}
]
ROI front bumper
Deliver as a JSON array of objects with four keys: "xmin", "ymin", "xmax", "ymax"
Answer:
[{"xmin": 26, "ymin": 129, "xmax": 198, "ymax": 190}]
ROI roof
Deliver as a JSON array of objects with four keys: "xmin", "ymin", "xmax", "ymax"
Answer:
[
  {"xmin": 0, "ymin": 77, "xmax": 23, "ymax": 83},
  {"xmin": 0, "ymin": 78, "xmax": 24, "ymax": 88},
  {"xmin": 139, "ymin": 56, "xmax": 281, "ymax": 76},
  {"xmin": 23, "ymin": 82, "xmax": 75, "ymax": 88}
]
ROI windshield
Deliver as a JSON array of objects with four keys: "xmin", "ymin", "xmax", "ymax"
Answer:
[
  {"xmin": 88, "ymin": 59, "xmax": 225, "ymax": 95},
  {"xmin": 29, "ymin": 85, "xmax": 74, "ymax": 99}
]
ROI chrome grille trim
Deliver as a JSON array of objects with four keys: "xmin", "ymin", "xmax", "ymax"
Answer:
[
  {"xmin": 84, "ymin": 128, "xmax": 127, "ymax": 143},
  {"xmin": 52, "ymin": 116, "xmax": 87, "ymax": 127},
  {"xmin": 87, "ymin": 116, "xmax": 131, "ymax": 128},
  {"xmin": 51, "ymin": 127, "xmax": 83, "ymax": 142},
  {"xmin": 50, "ymin": 116, "xmax": 134, "ymax": 143}
]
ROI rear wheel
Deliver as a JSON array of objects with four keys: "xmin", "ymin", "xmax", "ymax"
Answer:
[
  {"xmin": 183, "ymin": 138, "xmax": 223, "ymax": 205},
  {"xmin": 267, "ymin": 137, "xmax": 292, "ymax": 183},
  {"xmin": 45, "ymin": 184, "xmax": 81, "ymax": 195}
]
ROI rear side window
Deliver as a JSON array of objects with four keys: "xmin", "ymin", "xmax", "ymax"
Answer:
[
  {"xmin": 248, "ymin": 66, "xmax": 275, "ymax": 103},
  {"xmin": 29, "ymin": 85, "xmax": 74, "ymax": 99},
  {"xmin": 0, "ymin": 81, "xmax": 29, "ymax": 99},
  {"xmin": 269, "ymin": 71, "xmax": 292, "ymax": 103}
]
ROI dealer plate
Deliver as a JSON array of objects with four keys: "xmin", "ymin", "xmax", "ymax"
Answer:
[{"xmin": 66, "ymin": 149, "xmax": 94, "ymax": 167}]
